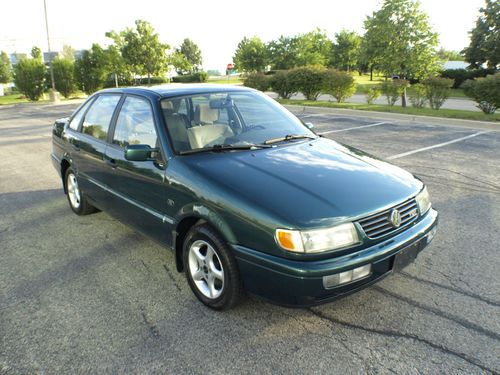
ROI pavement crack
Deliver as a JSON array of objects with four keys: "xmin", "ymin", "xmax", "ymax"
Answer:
[
  {"xmin": 373, "ymin": 286, "xmax": 500, "ymax": 342},
  {"xmin": 400, "ymin": 271, "xmax": 500, "ymax": 307},
  {"xmin": 163, "ymin": 264, "xmax": 182, "ymax": 293},
  {"xmin": 308, "ymin": 308, "xmax": 498, "ymax": 375},
  {"xmin": 139, "ymin": 307, "xmax": 160, "ymax": 339}
]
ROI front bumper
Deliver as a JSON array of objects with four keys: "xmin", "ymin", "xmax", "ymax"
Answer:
[{"xmin": 232, "ymin": 208, "xmax": 438, "ymax": 307}]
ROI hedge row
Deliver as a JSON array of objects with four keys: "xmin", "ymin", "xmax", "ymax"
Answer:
[{"xmin": 243, "ymin": 67, "xmax": 356, "ymax": 103}]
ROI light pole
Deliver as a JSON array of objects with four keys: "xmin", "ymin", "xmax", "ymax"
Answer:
[{"xmin": 43, "ymin": 0, "xmax": 58, "ymax": 101}]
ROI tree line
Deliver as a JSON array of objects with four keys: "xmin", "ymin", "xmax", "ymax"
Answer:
[
  {"xmin": 0, "ymin": 20, "xmax": 205, "ymax": 101},
  {"xmin": 234, "ymin": 0, "xmax": 499, "ymax": 77}
]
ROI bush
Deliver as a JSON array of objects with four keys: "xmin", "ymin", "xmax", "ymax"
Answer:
[
  {"xmin": 288, "ymin": 65, "xmax": 326, "ymax": 101},
  {"xmin": 171, "ymin": 71, "xmax": 208, "ymax": 83},
  {"xmin": 462, "ymin": 73, "xmax": 500, "ymax": 114},
  {"xmin": 440, "ymin": 68, "xmax": 496, "ymax": 89},
  {"xmin": 242, "ymin": 72, "xmax": 270, "ymax": 91},
  {"xmin": 52, "ymin": 57, "xmax": 76, "ymax": 98},
  {"xmin": 364, "ymin": 86, "xmax": 381, "ymax": 105},
  {"xmin": 13, "ymin": 58, "xmax": 46, "ymax": 101},
  {"xmin": 380, "ymin": 80, "xmax": 409, "ymax": 106},
  {"xmin": 422, "ymin": 77, "xmax": 453, "ymax": 110},
  {"xmin": 321, "ymin": 69, "xmax": 356, "ymax": 103},
  {"xmin": 409, "ymin": 83, "xmax": 427, "ymax": 108},
  {"xmin": 269, "ymin": 70, "xmax": 297, "ymax": 99}
]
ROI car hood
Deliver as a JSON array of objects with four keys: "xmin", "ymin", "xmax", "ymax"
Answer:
[{"xmin": 182, "ymin": 138, "xmax": 422, "ymax": 228}]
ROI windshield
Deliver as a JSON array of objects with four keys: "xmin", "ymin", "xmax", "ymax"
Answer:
[{"xmin": 161, "ymin": 91, "xmax": 315, "ymax": 153}]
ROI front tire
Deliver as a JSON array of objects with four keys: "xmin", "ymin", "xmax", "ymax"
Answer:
[
  {"xmin": 183, "ymin": 224, "xmax": 244, "ymax": 310},
  {"xmin": 64, "ymin": 168, "xmax": 97, "ymax": 215}
]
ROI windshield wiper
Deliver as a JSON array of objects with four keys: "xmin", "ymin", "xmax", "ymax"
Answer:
[
  {"xmin": 264, "ymin": 134, "xmax": 316, "ymax": 145},
  {"xmin": 179, "ymin": 143, "xmax": 272, "ymax": 155}
]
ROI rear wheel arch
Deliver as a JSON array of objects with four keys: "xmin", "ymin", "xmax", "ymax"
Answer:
[{"xmin": 61, "ymin": 159, "xmax": 71, "ymax": 193}]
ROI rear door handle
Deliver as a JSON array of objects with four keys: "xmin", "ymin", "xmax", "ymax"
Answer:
[{"xmin": 106, "ymin": 158, "xmax": 117, "ymax": 169}]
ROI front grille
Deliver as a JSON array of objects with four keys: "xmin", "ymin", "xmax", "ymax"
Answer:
[{"xmin": 357, "ymin": 198, "xmax": 419, "ymax": 239}]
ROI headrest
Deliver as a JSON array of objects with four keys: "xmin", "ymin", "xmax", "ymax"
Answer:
[
  {"xmin": 194, "ymin": 104, "xmax": 219, "ymax": 124},
  {"xmin": 161, "ymin": 101, "xmax": 174, "ymax": 110}
]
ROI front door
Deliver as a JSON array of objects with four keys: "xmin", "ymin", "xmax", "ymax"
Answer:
[{"xmin": 102, "ymin": 95, "xmax": 172, "ymax": 245}]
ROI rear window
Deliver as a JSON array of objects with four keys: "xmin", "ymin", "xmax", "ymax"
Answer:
[
  {"xmin": 81, "ymin": 95, "xmax": 121, "ymax": 141},
  {"xmin": 68, "ymin": 98, "xmax": 94, "ymax": 131}
]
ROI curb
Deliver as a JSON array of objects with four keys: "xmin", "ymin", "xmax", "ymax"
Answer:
[{"xmin": 283, "ymin": 104, "xmax": 500, "ymax": 132}]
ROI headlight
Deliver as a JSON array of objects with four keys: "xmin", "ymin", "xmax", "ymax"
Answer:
[
  {"xmin": 276, "ymin": 223, "xmax": 360, "ymax": 253},
  {"xmin": 416, "ymin": 186, "xmax": 431, "ymax": 215}
]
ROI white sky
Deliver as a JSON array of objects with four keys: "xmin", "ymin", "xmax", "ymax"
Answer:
[{"xmin": 0, "ymin": 0, "xmax": 485, "ymax": 71}]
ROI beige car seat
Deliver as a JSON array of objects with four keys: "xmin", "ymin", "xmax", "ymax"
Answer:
[
  {"xmin": 194, "ymin": 103, "xmax": 219, "ymax": 125},
  {"xmin": 187, "ymin": 125, "xmax": 234, "ymax": 149}
]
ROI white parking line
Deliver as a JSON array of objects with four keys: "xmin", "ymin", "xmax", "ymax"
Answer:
[
  {"xmin": 319, "ymin": 122, "xmax": 387, "ymax": 135},
  {"xmin": 387, "ymin": 130, "xmax": 491, "ymax": 160}
]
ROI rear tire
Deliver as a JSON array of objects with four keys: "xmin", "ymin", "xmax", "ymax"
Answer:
[
  {"xmin": 64, "ymin": 167, "xmax": 97, "ymax": 215},
  {"xmin": 183, "ymin": 223, "xmax": 244, "ymax": 310}
]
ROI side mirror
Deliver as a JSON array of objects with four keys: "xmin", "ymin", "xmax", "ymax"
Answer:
[
  {"xmin": 124, "ymin": 144, "xmax": 158, "ymax": 161},
  {"xmin": 304, "ymin": 122, "xmax": 315, "ymax": 130}
]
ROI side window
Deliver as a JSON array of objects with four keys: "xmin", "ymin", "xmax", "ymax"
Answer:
[
  {"xmin": 81, "ymin": 95, "xmax": 121, "ymax": 141},
  {"xmin": 112, "ymin": 96, "xmax": 157, "ymax": 148},
  {"xmin": 68, "ymin": 98, "xmax": 94, "ymax": 130}
]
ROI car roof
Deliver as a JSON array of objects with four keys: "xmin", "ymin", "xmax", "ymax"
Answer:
[{"xmin": 98, "ymin": 84, "xmax": 255, "ymax": 99}]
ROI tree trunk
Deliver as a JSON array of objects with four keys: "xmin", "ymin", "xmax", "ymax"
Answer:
[
  {"xmin": 114, "ymin": 73, "xmax": 118, "ymax": 88},
  {"xmin": 401, "ymin": 87, "xmax": 407, "ymax": 108},
  {"xmin": 370, "ymin": 65, "xmax": 373, "ymax": 81},
  {"xmin": 148, "ymin": 72, "xmax": 151, "ymax": 84}
]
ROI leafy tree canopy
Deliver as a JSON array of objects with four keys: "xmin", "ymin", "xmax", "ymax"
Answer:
[
  {"xmin": 0, "ymin": 51, "xmax": 12, "ymax": 83},
  {"xmin": 233, "ymin": 36, "xmax": 268, "ymax": 72}
]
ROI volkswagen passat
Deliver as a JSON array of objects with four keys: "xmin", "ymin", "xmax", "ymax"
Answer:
[{"xmin": 51, "ymin": 85, "xmax": 438, "ymax": 310}]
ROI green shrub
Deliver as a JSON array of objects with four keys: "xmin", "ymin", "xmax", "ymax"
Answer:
[
  {"xmin": 321, "ymin": 69, "xmax": 356, "ymax": 103},
  {"xmin": 380, "ymin": 80, "xmax": 409, "ymax": 106},
  {"xmin": 13, "ymin": 58, "xmax": 46, "ymax": 101},
  {"xmin": 52, "ymin": 57, "xmax": 76, "ymax": 98},
  {"xmin": 288, "ymin": 65, "xmax": 326, "ymax": 101},
  {"xmin": 364, "ymin": 86, "xmax": 381, "ymax": 105},
  {"xmin": 269, "ymin": 70, "xmax": 297, "ymax": 99},
  {"xmin": 74, "ymin": 47, "xmax": 108, "ymax": 95},
  {"xmin": 440, "ymin": 68, "xmax": 496, "ymax": 89},
  {"xmin": 171, "ymin": 71, "xmax": 208, "ymax": 83},
  {"xmin": 462, "ymin": 73, "xmax": 500, "ymax": 114},
  {"xmin": 422, "ymin": 77, "xmax": 453, "ymax": 110},
  {"xmin": 409, "ymin": 83, "xmax": 427, "ymax": 108},
  {"xmin": 242, "ymin": 72, "xmax": 270, "ymax": 91},
  {"xmin": 137, "ymin": 76, "xmax": 169, "ymax": 85}
]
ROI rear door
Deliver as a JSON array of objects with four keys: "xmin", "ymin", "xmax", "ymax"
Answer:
[
  {"xmin": 70, "ymin": 94, "xmax": 122, "ymax": 209},
  {"xmin": 102, "ymin": 95, "xmax": 172, "ymax": 244}
]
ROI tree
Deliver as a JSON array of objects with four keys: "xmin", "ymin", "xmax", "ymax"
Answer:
[
  {"xmin": 293, "ymin": 29, "xmax": 332, "ymax": 67},
  {"xmin": 0, "ymin": 51, "xmax": 12, "ymax": 83},
  {"xmin": 74, "ymin": 44, "xmax": 108, "ymax": 94},
  {"xmin": 52, "ymin": 57, "xmax": 75, "ymax": 98},
  {"xmin": 105, "ymin": 45, "xmax": 132, "ymax": 87},
  {"xmin": 330, "ymin": 30, "xmax": 361, "ymax": 72},
  {"xmin": 233, "ymin": 36, "xmax": 268, "ymax": 72},
  {"xmin": 14, "ymin": 57, "xmax": 46, "ymax": 101},
  {"xmin": 267, "ymin": 36, "xmax": 299, "ymax": 70},
  {"xmin": 463, "ymin": 0, "xmax": 500, "ymax": 69},
  {"xmin": 179, "ymin": 38, "xmax": 202, "ymax": 72},
  {"xmin": 436, "ymin": 48, "xmax": 463, "ymax": 61},
  {"xmin": 31, "ymin": 46, "xmax": 42, "ymax": 61},
  {"xmin": 107, "ymin": 20, "xmax": 169, "ymax": 83},
  {"xmin": 362, "ymin": 0, "xmax": 439, "ymax": 106},
  {"xmin": 169, "ymin": 51, "xmax": 192, "ymax": 75},
  {"xmin": 61, "ymin": 45, "xmax": 76, "ymax": 61}
]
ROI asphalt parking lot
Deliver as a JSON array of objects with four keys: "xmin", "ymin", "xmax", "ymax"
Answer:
[{"xmin": 1, "ymin": 102, "xmax": 499, "ymax": 374}]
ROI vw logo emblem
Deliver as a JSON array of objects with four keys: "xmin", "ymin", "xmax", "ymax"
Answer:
[{"xmin": 390, "ymin": 209, "xmax": 402, "ymax": 228}]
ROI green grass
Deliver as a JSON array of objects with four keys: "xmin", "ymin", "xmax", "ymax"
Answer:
[
  {"xmin": 207, "ymin": 76, "xmax": 243, "ymax": 85},
  {"xmin": 278, "ymin": 98, "xmax": 500, "ymax": 122},
  {"xmin": 353, "ymin": 74, "xmax": 466, "ymax": 98},
  {"xmin": 0, "ymin": 94, "xmax": 29, "ymax": 105}
]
